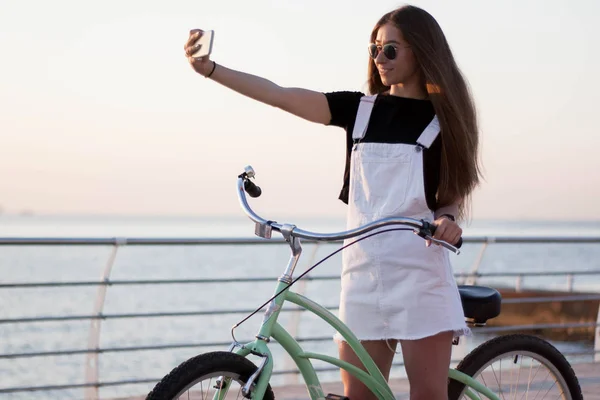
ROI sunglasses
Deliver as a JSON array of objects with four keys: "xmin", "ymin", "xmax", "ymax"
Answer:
[{"xmin": 368, "ymin": 43, "xmax": 409, "ymax": 60}]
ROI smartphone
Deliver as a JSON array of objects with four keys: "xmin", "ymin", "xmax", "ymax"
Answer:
[{"xmin": 191, "ymin": 30, "xmax": 214, "ymax": 59}]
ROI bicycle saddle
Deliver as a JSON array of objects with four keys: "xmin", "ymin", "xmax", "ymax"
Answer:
[{"xmin": 457, "ymin": 285, "xmax": 502, "ymax": 325}]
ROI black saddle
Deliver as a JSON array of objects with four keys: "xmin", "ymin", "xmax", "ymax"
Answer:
[{"xmin": 458, "ymin": 285, "xmax": 502, "ymax": 325}]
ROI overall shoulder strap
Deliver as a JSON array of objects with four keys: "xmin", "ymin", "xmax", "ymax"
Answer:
[
  {"xmin": 416, "ymin": 115, "xmax": 440, "ymax": 149},
  {"xmin": 351, "ymin": 95, "xmax": 377, "ymax": 141}
]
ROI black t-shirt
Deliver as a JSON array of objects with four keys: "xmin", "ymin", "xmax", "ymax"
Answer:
[{"xmin": 324, "ymin": 91, "xmax": 441, "ymax": 211}]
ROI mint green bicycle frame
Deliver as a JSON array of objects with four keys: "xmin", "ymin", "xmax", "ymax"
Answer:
[
  {"xmin": 222, "ymin": 169, "xmax": 500, "ymax": 400},
  {"xmin": 220, "ymin": 280, "xmax": 500, "ymax": 400}
]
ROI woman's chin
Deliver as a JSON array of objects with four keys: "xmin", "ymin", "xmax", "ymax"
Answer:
[{"xmin": 380, "ymin": 76, "xmax": 397, "ymax": 87}]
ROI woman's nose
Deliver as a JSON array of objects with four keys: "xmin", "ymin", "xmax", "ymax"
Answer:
[{"xmin": 375, "ymin": 50, "xmax": 387, "ymax": 64}]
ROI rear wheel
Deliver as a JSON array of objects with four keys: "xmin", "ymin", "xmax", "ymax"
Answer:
[
  {"xmin": 448, "ymin": 334, "xmax": 582, "ymax": 400},
  {"xmin": 147, "ymin": 351, "xmax": 275, "ymax": 399}
]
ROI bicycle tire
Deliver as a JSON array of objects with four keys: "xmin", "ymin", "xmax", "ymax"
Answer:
[
  {"xmin": 146, "ymin": 351, "xmax": 275, "ymax": 400},
  {"xmin": 447, "ymin": 334, "xmax": 583, "ymax": 400}
]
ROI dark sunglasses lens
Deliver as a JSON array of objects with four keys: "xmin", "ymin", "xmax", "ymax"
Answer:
[
  {"xmin": 368, "ymin": 44, "xmax": 397, "ymax": 60},
  {"xmin": 368, "ymin": 44, "xmax": 378, "ymax": 59},
  {"xmin": 383, "ymin": 44, "xmax": 396, "ymax": 60}
]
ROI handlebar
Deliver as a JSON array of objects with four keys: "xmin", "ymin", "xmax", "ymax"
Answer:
[{"xmin": 236, "ymin": 166, "xmax": 462, "ymax": 254}]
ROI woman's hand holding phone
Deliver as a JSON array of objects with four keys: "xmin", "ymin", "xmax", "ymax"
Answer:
[{"xmin": 184, "ymin": 29, "xmax": 215, "ymax": 77}]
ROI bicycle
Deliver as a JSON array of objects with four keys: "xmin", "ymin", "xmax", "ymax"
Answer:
[{"xmin": 147, "ymin": 166, "xmax": 583, "ymax": 400}]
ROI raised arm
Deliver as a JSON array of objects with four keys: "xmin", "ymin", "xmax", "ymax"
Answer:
[{"xmin": 185, "ymin": 30, "xmax": 331, "ymax": 125}]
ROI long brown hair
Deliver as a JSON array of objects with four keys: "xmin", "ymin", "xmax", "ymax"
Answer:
[{"xmin": 368, "ymin": 5, "xmax": 482, "ymax": 221}]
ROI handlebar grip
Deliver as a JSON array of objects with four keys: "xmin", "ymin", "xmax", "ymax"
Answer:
[
  {"xmin": 244, "ymin": 179, "xmax": 262, "ymax": 198},
  {"xmin": 428, "ymin": 223, "xmax": 463, "ymax": 249}
]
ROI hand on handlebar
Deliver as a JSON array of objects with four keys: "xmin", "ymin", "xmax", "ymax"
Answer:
[{"xmin": 427, "ymin": 216, "xmax": 462, "ymax": 248}]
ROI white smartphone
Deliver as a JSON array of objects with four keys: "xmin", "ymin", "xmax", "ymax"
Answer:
[{"xmin": 191, "ymin": 30, "xmax": 214, "ymax": 59}]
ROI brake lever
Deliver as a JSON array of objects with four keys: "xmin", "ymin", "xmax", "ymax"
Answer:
[{"xmin": 423, "ymin": 235, "xmax": 460, "ymax": 255}]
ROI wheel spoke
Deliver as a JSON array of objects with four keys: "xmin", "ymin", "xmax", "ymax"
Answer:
[
  {"xmin": 500, "ymin": 358, "xmax": 504, "ymax": 399},
  {"xmin": 540, "ymin": 378, "xmax": 557, "ymax": 400},
  {"xmin": 480, "ymin": 371, "xmax": 489, "ymax": 392},
  {"xmin": 531, "ymin": 365, "xmax": 551, "ymax": 400},
  {"xmin": 513, "ymin": 354, "xmax": 523, "ymax": 400},
  {"xmin": 205, "ymin": 378, "xmax": 212, "ymax": 400},
  {"xmin": 490, "ymin": 363, "xmax": 506, "ymax": 400},
  {"xmin": 509, "ymin": 356, "xmax": 515, "ymax": 400}
]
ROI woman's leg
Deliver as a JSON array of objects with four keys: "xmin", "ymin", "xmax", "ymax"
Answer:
[
  {"xmin": 400, "ymin": 330, "xmax": 454, "ymax": 400},
  {"xmin": 338, "ymin": 339, "xmax": 398, "ymax": 400}
]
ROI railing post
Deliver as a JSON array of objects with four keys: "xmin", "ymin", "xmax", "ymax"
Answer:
[
  {"xmin": 515, "ymin": 275, "xmax": 523, "ymax": 292},
  {"xmin": 567, "ymin": 274, "xmax": 574, "ymax": 292},
  {"xmin": 595, "ymin": 303, "xmax": 600, "ymax": 363},
  {"xmin": 464, "ymin": 242, "xmax": 489, "ymax": 286},
  {"xmin": 84, "ymin": 239, "xmax": 125, "ymax": 400}
]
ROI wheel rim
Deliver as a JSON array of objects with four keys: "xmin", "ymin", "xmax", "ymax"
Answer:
[
  {"xmin": 457, "ymin": 350, "xmax": 572, "ymax": 400},
  {"xmin": 172, "ymin": 371, "xmax": 250, "ymax": 399}
]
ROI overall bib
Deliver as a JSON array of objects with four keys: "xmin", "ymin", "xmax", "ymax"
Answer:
[{"xmin": 334, "ymin": 95, "xmax": 469, "ymax": 343}]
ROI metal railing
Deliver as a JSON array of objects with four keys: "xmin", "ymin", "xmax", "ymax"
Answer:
[{"xmin": 1, "ymin": 235, "xmax": 600, "ymax": 398}]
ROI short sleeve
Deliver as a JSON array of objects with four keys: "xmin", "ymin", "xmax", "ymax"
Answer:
[{"xmin": 323, "ymin": 91, "xmax": 365, "ymax": 129}]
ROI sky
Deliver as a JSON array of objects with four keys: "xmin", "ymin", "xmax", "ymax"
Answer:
[{"xmin": 0, "ymin": 0, "xmax": 599, "ymax": 221}]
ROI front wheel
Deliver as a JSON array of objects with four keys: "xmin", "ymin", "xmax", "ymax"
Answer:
[
  {"xmin": 448, "ymin": 334, "xmax": 583, "ymax": 400},
  {"xmin": 146, "ymin": 351, "xmax": 275, "ymax": 400}
]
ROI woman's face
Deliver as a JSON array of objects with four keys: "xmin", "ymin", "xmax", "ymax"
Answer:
[{"xmin": 372, "ymin": 23, "xmax": 420, "ymax": 87}]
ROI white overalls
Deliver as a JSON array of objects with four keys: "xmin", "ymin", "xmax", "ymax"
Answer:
[{"xmin": 334, "ymin": 95, "xmax": 470, "ymax": 343}]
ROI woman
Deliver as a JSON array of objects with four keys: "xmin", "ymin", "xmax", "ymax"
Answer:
[{"xmin": 184, "ymin": 5, "xmax": 481, "ymax": 400}]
